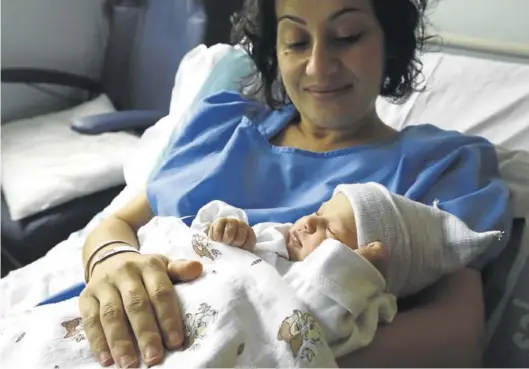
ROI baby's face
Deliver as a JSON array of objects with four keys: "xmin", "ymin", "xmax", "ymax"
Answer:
[{"xmin": 287, "ymin": 193, "xmax": 357, "ymax": 261}]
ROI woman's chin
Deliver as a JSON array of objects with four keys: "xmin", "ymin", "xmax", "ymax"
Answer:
[{"xmin": 305, "ymin": 110, "xmax": 357, "ymax": 130}]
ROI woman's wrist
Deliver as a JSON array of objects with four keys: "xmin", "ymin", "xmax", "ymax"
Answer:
[
  {"xmin": 82, "ymin": 212, "xmax": 145, "ymax": 264},
  {"xmin": 84, "ymin": 240, "xmax": 138, "ymax": 282},
  {"xmin": 88, "ymin": 245, "xmax": 141, "ymax": 282}
]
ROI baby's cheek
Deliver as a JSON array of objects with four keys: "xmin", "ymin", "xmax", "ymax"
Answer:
[
  {"xmin": 298, "ymin": 243, "xmax": 317, "ymax": 260},
  {"xmin": 308, "ymin": 242, "xmax": 321, "ymax": 253},
  {"xmin": 304, "ymin": 235, "xmax": 327, "ymax": 256}
]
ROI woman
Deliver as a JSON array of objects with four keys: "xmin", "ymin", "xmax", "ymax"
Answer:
[{"xmin": 80, "ymin": 0, "xmax": 511, "ymax": 367}]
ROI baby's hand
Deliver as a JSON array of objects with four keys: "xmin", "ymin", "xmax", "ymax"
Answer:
[
  {"xmin": 356, "ymin": 242, "xmax": 388, "ymax": 278},
  {"xmin": 208, "ymin": 218, "xmax": 256, "ymax": 250}
]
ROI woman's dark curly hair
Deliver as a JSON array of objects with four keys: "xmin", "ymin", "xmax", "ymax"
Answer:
[{"xmin": 232, "ymin": 0, "xmax": 432, "ymax": 109}]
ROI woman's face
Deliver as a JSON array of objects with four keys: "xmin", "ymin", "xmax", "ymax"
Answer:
[{"xmin": 275, "ymin": 0, "xmax": 385, "ymax": 130}]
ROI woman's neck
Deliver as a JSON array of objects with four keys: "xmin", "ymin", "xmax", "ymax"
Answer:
[{"xmin": 272, "ymin": 112, "xmax": 397, "ymax": 152}]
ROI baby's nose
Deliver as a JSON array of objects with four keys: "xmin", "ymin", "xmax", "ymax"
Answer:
[{"xmin": 303, "ymin": 215, "xmax": 321, "ymax": 233}]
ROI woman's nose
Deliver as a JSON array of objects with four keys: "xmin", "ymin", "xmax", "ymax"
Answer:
[{"xmin": 306, "ymin": 40, "xmax": 339, "ymax": 79}]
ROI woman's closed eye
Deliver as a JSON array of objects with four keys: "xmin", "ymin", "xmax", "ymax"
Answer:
[
  {"xmin": 285, "ymin": 40, "xmax": 309, "ymax": 50},
  {"xmin": 285, "ymin": 33, "xmax": 365, "ymax": 51},
  {"xmin": 334, "ymin": 33, "xmax": 364, "ymax": 45}
]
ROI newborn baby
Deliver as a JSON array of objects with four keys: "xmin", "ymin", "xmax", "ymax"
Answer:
[
  {"xmin": 204, "ymin": 182, "xmax": 503, "ymax": 297},
  {"xmin": 205, "ymin": 190, "xmax": 388, "ymax": 277}
]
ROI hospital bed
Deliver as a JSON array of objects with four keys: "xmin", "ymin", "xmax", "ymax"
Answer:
[{"xmin": 1, "ymin": 1, "xmax": 529, "ymax": 367}]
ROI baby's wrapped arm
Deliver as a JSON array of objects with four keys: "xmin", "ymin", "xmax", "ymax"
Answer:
[
  {"xmin": 190, "ymin": 200, "xmax": 249, "ymax": 233},
  {"xmin": 252, "ymin": 222, "xmax": 291, "ymax": 260},
  {"xmin": 283, "ymin": 239, "xmax": 397, "ymax": 358}
]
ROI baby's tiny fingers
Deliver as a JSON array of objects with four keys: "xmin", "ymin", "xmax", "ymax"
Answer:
[
  {"xmin": 210, "ymin": 219, "xmax": 228, "ymax": 242},
  {"xmin": 242, "ymin": 227, "xmax": 256, "ymax": 251},
  {"xmin": 231, "ymin": 223, "xmax": 248, "ymax": 248},
  {"xmin": 221, "ymin": 219, "xmax": 238, "ymax": 245}
]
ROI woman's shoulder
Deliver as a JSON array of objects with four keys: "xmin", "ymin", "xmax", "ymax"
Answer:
[
  {"xmin": 177, "ymin": 91, "xmax": 267, "ymax": 136},
  {"xmin": 189, "ymin": 90, "xmax": 294, "ymax": 133},
  {"xmin": 169, "ymin": 91, "xmax": 292, "ymax": 149},
  {"xmin": 191, "ymin": 90, "xmax": 283, "ymax": 125},
  {"xmin": 399, "ymin": 123, "xmax": 497, "ymax": 156},
  {"xmin": 401, "ymin": 123, "xmax": 491, "ymax": 143},
  {"xmin": 197, "ymin": 90, "xmax": 265, "ymax": 113}
]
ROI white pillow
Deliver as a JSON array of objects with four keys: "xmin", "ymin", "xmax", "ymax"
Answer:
[{"xmin": 1, "ymin": 94, "xmax": 140, "ymax": 221}]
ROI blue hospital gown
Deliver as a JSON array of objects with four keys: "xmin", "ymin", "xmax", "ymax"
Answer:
[{"xmin": 147, "ymin": 91, "xmax": 512, "ymax": 269}]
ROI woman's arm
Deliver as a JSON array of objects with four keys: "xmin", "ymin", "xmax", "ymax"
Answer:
[
  {"xmin": 337, "ymin": 267, "xmax": 485, "ymax": 368},
  {"xmin": 82, "ymin": 191, "xmax": 154, "ymax": 268}
]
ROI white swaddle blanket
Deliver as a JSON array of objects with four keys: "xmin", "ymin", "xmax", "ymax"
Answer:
[{"xmin": 0, "ymin": 202, "xmax": 396, "ymax": 368}]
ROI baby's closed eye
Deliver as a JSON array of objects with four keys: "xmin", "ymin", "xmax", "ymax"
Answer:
[{"xmin": 326, "ymin": 226, "xmax": 337, "ymax": 239}]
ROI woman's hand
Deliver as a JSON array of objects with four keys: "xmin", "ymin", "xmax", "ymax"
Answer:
[
  {"xmin": 208, "ymin": 217, "xmax": 256, "ymax": 250},
  {"xmin": 355, "ymin": 242, "xmax": 388, "ymax": 278},
  {"xmin": 79, "ymin": 253, "xmax": 203, "ymax": 368}
]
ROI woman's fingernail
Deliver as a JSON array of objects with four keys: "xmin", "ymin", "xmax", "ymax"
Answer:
[
  {"xmin": 144, "ymin": 345, "xmax": 161, "ymax": 362},
  {"xmin": 118, "ymin": 355, "xmax": 135, "ymax": 368},
  {"xmin": 168, "ymin": 331, "xmax": 183, "ymax": 348},
  {"xmin": 184, "ymin": 260, "xmax": 201, "ymax": 267},
  {"xmin": 98, "ymin": 351, "xmax": 112, "ymax": 366}
]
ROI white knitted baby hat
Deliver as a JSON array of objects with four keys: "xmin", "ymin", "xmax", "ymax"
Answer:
[{"xmin": 333, "ymin": 183, "xmax": 503, "ymax": 297}]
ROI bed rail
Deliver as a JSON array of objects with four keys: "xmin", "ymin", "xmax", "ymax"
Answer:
[{"xmin": 427, "ymin": 32, "xmax": 529, "ymax": 61}]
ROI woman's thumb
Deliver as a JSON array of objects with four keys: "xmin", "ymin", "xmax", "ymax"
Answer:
[{"xmin": 167, "ymin": 259, "xmax": 203, "ymax": 283}]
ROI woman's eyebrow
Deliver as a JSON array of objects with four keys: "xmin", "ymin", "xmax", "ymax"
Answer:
[
  {"xmin": 278, "ymin": 14, "xmax": 306, "ymax": 25},
  {"xmin": 277, "ymin": 7, "xmax": 362, "ymax": 25},
  {"xmin": 328, "ymin": 7, "xmax": 362, "ymax": 22}
]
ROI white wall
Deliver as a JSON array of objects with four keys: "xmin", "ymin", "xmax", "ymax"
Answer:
[
  {"xmin": 1, "ymin": 0, "xmax": 109, "ymax": 122},
  {"xmin": 429, "ymin": 0, "xmax": 529, "ymax": 45}
]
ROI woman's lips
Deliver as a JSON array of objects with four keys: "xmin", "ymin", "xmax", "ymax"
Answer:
[{"xmin": 306, "ymin": 84, "xmax": 352, "ymax": 100}]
